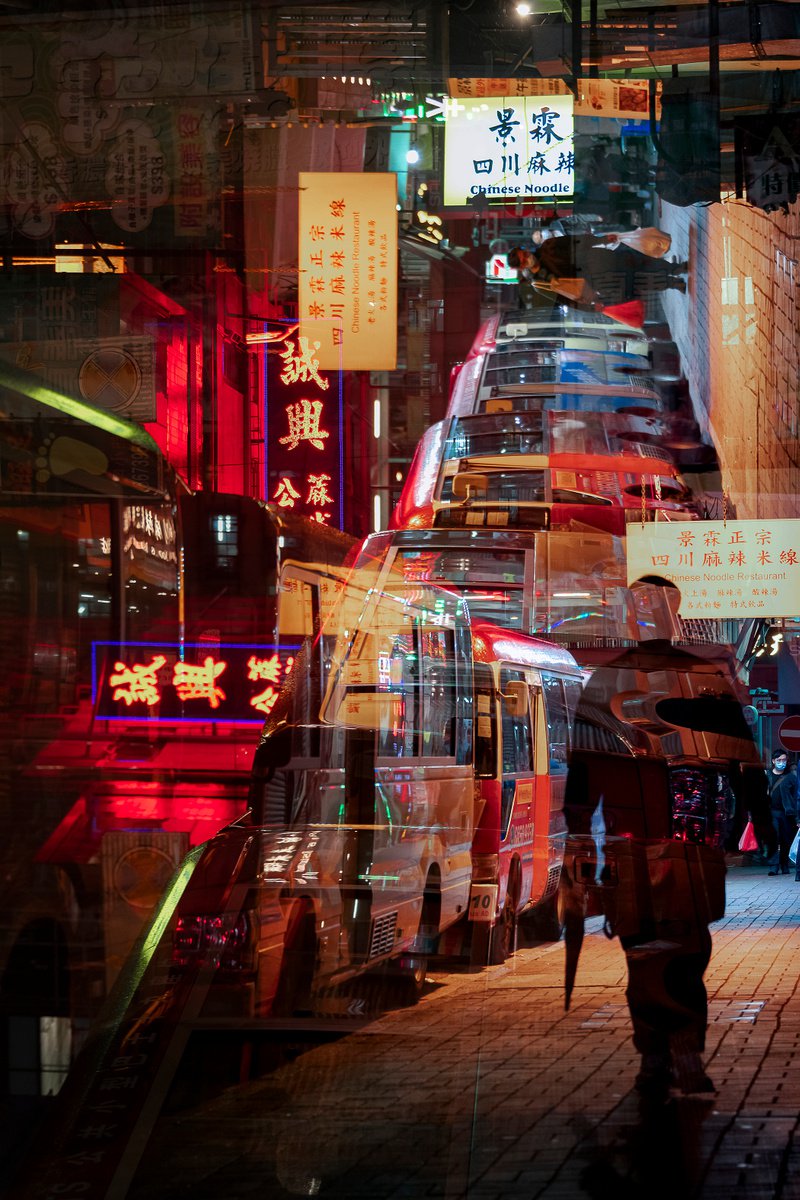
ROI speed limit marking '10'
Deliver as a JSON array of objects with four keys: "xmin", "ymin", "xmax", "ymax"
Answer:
[
  {"xmin": 468, "ymin": 884, "xmax": 499, "ymax": 922},
  {"xmin": 778, "ymin": 715, "xmax": 800, "ymax": 752}
]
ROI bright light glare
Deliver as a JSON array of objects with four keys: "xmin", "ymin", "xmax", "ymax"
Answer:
[
  {"xmin": 515, "ymin": 1, "xmax": 533, "ymax": 13},
  {"xmin": 406, "ymin": 147, "xmax": 420, "ymax": 165}
]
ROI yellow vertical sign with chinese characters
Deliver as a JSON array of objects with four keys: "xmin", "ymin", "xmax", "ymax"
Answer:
[
  {"xmin": 627, "ymin": 520, "xmax": 800, "ymax": 618},
  {"xmin": 298, "ymin": 172, "xmax": 398, "ymax": 370}
]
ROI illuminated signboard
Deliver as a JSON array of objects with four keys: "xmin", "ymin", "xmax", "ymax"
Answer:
[
  {"xmin": 443, "ymin": 95, "xmax": 574, "ymax": 206},
  {"xmin": 298, "ymin": 172, "xmax": 398, "ymax": 371},
  {"xmin": 93, "ymin": 642, "xmax": 300, "ymax": 723},
  {"xmin": 485, "ymin": 253, "xmax": 519, "ymax": 282},
  {"xmin": 627, "ymin": 520, "xmax": 800, "ymax": 618},
  {"xmin": 260, "ymin": 318, "xmax": 344, "ymax": 529}
]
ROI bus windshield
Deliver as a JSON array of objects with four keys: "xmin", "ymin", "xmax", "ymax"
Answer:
[{"xmin": 375, "ymin": 532, "xmax": 639, "ymax": 646}]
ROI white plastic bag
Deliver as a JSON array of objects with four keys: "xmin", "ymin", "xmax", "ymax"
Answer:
[
  {"xmin": 789, "ymin": 827, "xmax": 800, "ymax": 867},
  {"xmin": 613, "ymin": 226, "xmax": 672, "ymax": 259}
]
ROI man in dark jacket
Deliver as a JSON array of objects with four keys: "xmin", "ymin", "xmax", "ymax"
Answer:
[
  {"xmin": 508, "ymin": 236, "xmax": 688, "ymax": 305},
  {"xmin": 563, "ymin": 575, "xmax": 771, "ymax": 1101},
  {"xmin": 767, "ymin": 748, "xmax": 798, "ymax": 875}
]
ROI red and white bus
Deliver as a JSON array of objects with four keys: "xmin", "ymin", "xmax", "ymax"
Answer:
[
  {"xmin": 448, "ymin": 350, "xmax": 664, "ymax": 419},
  {"xmin": 468, "ymin": 312, "xmax": 651, "ymax": 358},
  {"xmin": 352, "ymin": 527, "xmax": 634, "ymax": 663},
  {"xmin": 391, "ymin": 412, "xmax": 697, "ymax": 536},
  {"xmin": 168, "ymin": 551, "xmax": 585, "ymax": 1016}
]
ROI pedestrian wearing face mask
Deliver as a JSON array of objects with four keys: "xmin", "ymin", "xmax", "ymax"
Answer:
[{"xmin": 767, "ymin": 749, "xmax": 797, "ymax": 876}]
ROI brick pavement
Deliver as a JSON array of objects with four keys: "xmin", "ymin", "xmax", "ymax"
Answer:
[
  {"xmin": 125, "ymin": 862, "xmax": 800, "ymax": 1200},
  {"xmin": 657, "ymin": 198, "xmax": 800, "ymax": 520}
]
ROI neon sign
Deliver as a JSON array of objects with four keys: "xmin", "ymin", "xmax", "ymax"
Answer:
[
  {"xmin": 93, "ymin": 643, "xmax": 299, "ymax": 723},
  {"xmin": 262, "ymin": 318, "xmax": 344, "ymax": 529}
]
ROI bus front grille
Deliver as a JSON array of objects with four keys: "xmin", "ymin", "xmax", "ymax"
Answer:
[{"xmin": 369, "ymin": 911, "xmax": 398, "ymax": 959}]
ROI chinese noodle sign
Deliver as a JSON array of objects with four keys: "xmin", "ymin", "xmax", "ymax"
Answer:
[
  {"xmin": 442, "ymin": 96, "xmax": 574, "ymax": 206},
  {"xmin": 298, "ymin": 172, "xmax": 398, "ymax": 370},
  {"xmin": 263, "ymin": 318, "xmax": 344, "ymax": 529},
  {"xmin": 627, "ymin": 520, "xmax": 800, "ymax": 618},
  {"xmin": 94, "ymin": 643, "xmax": 299, "ymax": 723}
]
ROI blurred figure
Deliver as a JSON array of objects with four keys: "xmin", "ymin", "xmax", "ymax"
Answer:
[
  {"xmin": 767, "ymin": 748, "xmax": 797, "ymax": 875},
  {"xmin": 562, "ymin": 575, "xmax": 771, "ymax": 1101},
  {"xmin": 507, "ymin": 236, "xmax": 688, "ymax": 308},
  {"xmin": 532, "ymin": 212, "xmax": 605, "ymax": 242}
]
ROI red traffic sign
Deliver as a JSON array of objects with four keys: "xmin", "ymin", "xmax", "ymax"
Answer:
[{"xmin": 778, "ymin": 715, "xmax": 800, "ymax": 752}]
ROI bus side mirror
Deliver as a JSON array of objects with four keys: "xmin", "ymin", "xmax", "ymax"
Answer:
[
  {"xmin": 451, "ymin": 472, "xmax": 488, "ymax": 503},
  {"xmin": 502, "ymin": 680, "xmax": 528, "ymax": 717}
]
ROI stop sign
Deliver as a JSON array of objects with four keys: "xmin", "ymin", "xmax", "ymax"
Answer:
[{"xmin": 778, "ymin": 715, "xmax": 800, "ymax": 752}]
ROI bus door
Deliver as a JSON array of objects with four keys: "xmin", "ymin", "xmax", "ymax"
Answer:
[
  {"xmin": 497, "ymin": 665, "xmax": 537, "ymax": 912},
  {"xmin": 371, "ymin": 619, "xmax": 474, "ymax": 953},
  {"xmin": 534, "ymin": 671, "xmax": 574, "ymax": 904}
]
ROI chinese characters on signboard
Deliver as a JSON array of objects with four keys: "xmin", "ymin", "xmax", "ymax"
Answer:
[
  {"xmin": 627, "ymin": 520, "xmax": 800, "ymax": 618},
  {"xmin": 740, "ymin": 117, "xmax": 800, "ymax": 214},
  {"xmin": 262, "ymin": 319, "xmax": 343, "ymax": 529},
  {"xmin": 298, "ymin": 172, "xmax": 397, "ymax": 370},
  {"xmin": 442, "ymin": 96, "xmax": 574, "ymax": 206},
  {"xmin": 94, "ymin": 643, "xmax": 299, "ymax": 722}
]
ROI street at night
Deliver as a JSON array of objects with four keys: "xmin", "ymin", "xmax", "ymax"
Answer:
[
  {"xmin": 107, "ymin": 866, "xmax": 800, "ymax": 1200},
  {"xmin": 4, "ymin": 3, "xmax": 800, "ymax": 1199}
]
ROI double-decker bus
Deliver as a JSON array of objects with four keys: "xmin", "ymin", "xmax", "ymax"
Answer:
[
  {"xmin": 392, "ymin": 411, "xmax": 697, "ymax": 537},
  {"xmin": 468, "ymin": 311, "xmax": 651, "ymax": 358},
  {"xmin": 449, "ymin": 350, "xmax": 665, "ymax": 420}
]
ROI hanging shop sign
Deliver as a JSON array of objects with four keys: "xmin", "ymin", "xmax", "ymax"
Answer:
[
  {"xmin": 93, "ymin": 642, "xmax": 300, "ymax": 723},
  {"xmin": 448, "ymin": 79, "xmax": 572, "ymax": 100},
  {"xmin": 442, "ymin": 95, "xmax": 574, "ymax": 206},
  {"xmin": 259, "ymin": 317, "xmax": 345, "ymax": 530},
  {"xmin": 447, "ymin": 78, "xmax": 655, "ymax": 120},
  {"xmin": 574, "ymin": 79, "xmax": 655, "ymax": 120},
  {"xmin": 627, "ymin": 519, "xmax": 800, "ymax": 618},
  {"xmin": 740, "ymin": 116, "xmax": 800, "ymax": 214},
  {"xmin": 298, "ymin": 172, "xmax": 398, "ymax": 371}
]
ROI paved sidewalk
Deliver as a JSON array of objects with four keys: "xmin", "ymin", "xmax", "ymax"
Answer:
[{"xmin": 121, "ymin": 861, "xmax": 800, "ymax": 1200}]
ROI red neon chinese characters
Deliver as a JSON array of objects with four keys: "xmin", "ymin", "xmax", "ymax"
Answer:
[
  {"xmin": 247, "ymin": 653, "xmax": 282, "ymax": 684},
  {"xmin": 279, "ymin": 399, "xmax": 330, "ymax": 451},
  {"xmin": 273, "ymin": 476, "xmax": 301, "ymax": 508},
  {"xmin": 109, "ymin": 656, "xmax": 167, "ymax": 706},
  {"xmin": 250, "ymin": 686, "xmax": 280, "ymax": 716},
  {"xmin": 173, "ymin": 657, "xmax": 227, "ymax": 709},
  {"xmin": 306, "ymin": 472, "xmax": 334, "ymax": 507},
  {"xmin": 279, "ymin": 337, "xmax": 329, "ymax": 391}
]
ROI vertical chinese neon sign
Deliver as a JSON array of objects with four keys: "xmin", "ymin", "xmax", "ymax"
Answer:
[{"xmin": 262, "ymin": 317, "xmax": 344, "ymax": 530}]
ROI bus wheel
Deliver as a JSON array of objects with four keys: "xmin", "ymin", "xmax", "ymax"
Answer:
[
  {"xmin": 392, "ymin": 954, "xmax": 428, "ymax": 1004},
  {"xmin": 488, "ymin": 896, "xmax": 517, "ymax": 965},
  {"xmin": 272, "ymin": 900, "xmax": 316, "ymax": 1017},
  {"xmin": 520, "ymin": 890, "xmax": 563, "ymax": 943}
]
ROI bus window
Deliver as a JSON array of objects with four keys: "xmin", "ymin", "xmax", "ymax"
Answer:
[
  {"xmin": 500, "ymin": 668, "xmax": 533, "ymax": 839},
  {"xmin": 474, "ymin": 662, "xmax": 495, "ymax": 779},
  {"xmin": 279, "ymin": 574, "xmax": 316, "ymax": 639},
  {"xmin": 454, "ymin": 621, "xmax": 473, "ymax": 766},
  {"xmin": 440, "ymin": 471, "xmax": 547, "ymax": 505},
  {"xmin": 500, "ymin": 669, "xmax": 533, "ymax": 775},
  {"xmin": 420, "ymin": 627, "xmax": 457, "ymax": 758},
  {"xmin": 541, "ymin": 672, "xmax": 570, "ymax": 775},
  {"xmin": 376, "ymin": 627, "xmax": 418, "ymax": 759},
  {"xmin": 563, "ymin": 677, "xmax": 584, "ymax": 731}
]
